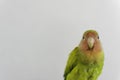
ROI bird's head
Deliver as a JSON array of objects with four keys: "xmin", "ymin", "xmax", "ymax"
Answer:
[{"xmin": 79, "ymin": 30, "xmax": 102, "ymax": 52}]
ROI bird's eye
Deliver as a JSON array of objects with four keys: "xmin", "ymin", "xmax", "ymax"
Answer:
[
  {"xmin": 97, "ymin": 36, "xmax": 99, "ymax": 39},
  {"xmin": 82, "ymin": 36, "xmax": 85, "ymax": 40}
]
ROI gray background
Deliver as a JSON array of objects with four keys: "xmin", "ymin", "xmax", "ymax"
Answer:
[{"xmin": 0, "ymin": 0, "xmax": 120, "ymax": 80}]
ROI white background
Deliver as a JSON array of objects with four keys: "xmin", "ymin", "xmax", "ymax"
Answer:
[{"xmin": 0, "ymin": 0, "xmax": 120, "ymax": 80}]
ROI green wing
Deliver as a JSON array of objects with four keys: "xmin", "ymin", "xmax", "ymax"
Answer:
[{"xmin": 64, "ymin": 47, "xmax": 79, "ymax": 80}]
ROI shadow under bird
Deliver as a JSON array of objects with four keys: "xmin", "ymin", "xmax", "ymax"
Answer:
[{"xmin": 64, "ymin": 30, "xmax": 104, "ymax": 80}]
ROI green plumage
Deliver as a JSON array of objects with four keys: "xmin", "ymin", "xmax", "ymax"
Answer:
[{"xmin": 64, "ymin": 47, "xmax": 104, "ymax": 80}]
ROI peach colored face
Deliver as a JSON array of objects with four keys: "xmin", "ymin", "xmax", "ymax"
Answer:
[{"xmin": 80, "ymin": 31, "xmax": 102, "ymax": 52}]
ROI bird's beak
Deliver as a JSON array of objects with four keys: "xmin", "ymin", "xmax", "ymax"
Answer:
[{"xmin": 87, "ymin": 37, "xmax": 95, "ymax": 49}]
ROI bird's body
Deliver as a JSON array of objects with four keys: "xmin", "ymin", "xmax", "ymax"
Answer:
[{"xmin": 64, "ymin": 30, "xmax": 104, "ymax": 80}]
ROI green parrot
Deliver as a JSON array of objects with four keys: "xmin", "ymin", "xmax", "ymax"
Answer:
[{"xmin": 64, "ymin": 30, "xmax": 104, "ymax": 80}]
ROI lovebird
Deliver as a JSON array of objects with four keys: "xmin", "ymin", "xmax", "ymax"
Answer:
[{"xmin": 64, "ymin": 30, "xmax": 104, "ymax": 80}]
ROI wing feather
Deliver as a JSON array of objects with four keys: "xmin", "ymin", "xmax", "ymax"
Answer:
[{"xmin": 63, "ymin": 47, "xmax": 79, "ymax": 80}]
